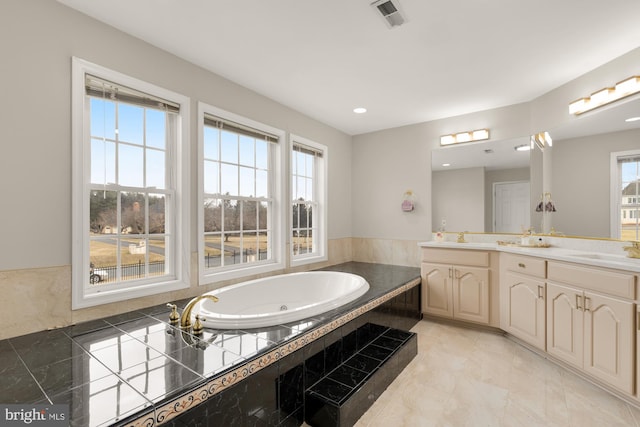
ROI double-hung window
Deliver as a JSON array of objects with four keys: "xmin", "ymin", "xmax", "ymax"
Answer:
[
  {"xmin": 72, "ymin": 58, "xmax": 190, "ymax": 308},
  {"xmin": 199, "ymin": 103, "xmax": 284, "ymax": 283},
  {"xmin": 612, "ymin": 150, "xmax": 640, "ymax": 240},
  {"xmin": 291, "ymin": 135, "xmax": 327, "ymax": 266}
]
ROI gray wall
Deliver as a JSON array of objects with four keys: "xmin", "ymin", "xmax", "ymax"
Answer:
[
  {"xmin": 432, "ymin": 167, "xmax": 485, "ymax": 232},
  {"xmin": 352, "ymin": 104, "xmax": 531, "ymax": 240},
  {"xmin": 551, "ymin": 128, "xmax": 640, "ymax": 237},
  {"xmin": 0, "ymin": 0, "xmax": 352, "ymax": 271}
]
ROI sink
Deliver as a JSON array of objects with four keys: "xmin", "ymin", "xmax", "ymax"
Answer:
[{"xmin": 570, "ymin": 253, "xmax": 626, "ymax": 262}]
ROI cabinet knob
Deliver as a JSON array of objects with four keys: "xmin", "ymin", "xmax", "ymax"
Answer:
[{"xmin": 518, "ymin": 263, "xmax": 526, "ymax": 268}]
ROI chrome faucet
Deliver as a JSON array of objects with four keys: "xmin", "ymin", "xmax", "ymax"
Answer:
[
  {"xmin": 177, "ymin": 295, "xmax": 219, "ymax": 332},
  {"xmin": 623, "ymin": 241, "xmax": 640, "ymax": 259}
]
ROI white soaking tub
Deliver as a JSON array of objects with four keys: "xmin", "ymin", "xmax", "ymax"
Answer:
[{"xmin": 189, "ymin": 271, "xmax": 370, "ymax": 329}]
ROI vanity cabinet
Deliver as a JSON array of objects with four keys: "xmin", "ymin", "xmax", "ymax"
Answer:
[
  {"xmin": 421, "ymin": 249, "xmax": 491, "ymax": 325},
  {"xmin": 500, "ymin": 254, "xmax": 547, "ymax": 351},
  {"xmin": 546, "ymin": 262, "xmax": 635, "ymax": 394}
]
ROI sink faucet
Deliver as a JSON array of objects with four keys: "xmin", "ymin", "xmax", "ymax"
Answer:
[
  {"xmin": 178, "ymin": 295, "xmax": 219, "ymax": 332},
  {"xmin": 457, "ymin": 232, "xmax": 467, "ymax": 243},
  {"xmin": 623, "ymin": 241, "xmax": 640, "ymax": 259}
]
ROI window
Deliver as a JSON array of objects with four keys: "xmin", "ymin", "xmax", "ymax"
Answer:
[
  {"xmin": 198, "ymin": 103, "xmax": 285, "ymax": 283},
  {"xmin": 72, "ymin": 58, "xmax": 190, "ymax": 308},
  {"xmin": 291, "ymin": 135, "xmax": 327, "ymax": 266},
  {"xmin": 611, "ymin": 150, "xmax": 640, "ymax": 240}
]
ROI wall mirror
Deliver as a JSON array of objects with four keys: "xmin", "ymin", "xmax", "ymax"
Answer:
[
  {"xmin": 545, "ymin": 97, "xmax": 640, "ymax": 241},
  {"xmin": 431, "ymin": 96, "xmax": 640, "ymax": 241},
  {"xmin": 431, "ymin": 136, "xmax": 531, "ymax": 234}
]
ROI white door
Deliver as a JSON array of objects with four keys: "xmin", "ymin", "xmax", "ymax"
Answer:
[{"xmin": 494, "ymin": 181, "xmax": 530, "ymax": 233}]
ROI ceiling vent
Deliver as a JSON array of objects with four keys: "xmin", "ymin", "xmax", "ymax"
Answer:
[{"xmin": 371, "ymin": 0, "xmax": 406, "ymax": 28}]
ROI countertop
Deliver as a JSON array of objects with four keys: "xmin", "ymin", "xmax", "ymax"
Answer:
[
  {"xmin": 419, "ymin": 240, "xmax": 640, "ymax": 273},
  {"xmin": 0, "ymin": 262, "xmax": 420, "ymax": 427}
]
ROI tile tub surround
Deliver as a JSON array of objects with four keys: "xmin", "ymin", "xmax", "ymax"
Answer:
[
  {"xmin": 0, "ymin": 237, "xmax": 355, "ymax": 341},
  {"xmin": 0, "ymin": 262, "xmax": 421, "ymax": 427}
]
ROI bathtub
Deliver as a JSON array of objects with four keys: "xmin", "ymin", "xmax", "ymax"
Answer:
[{"xmin": 190, "ymin": 271, "xmax": 370, "ymax": 329}]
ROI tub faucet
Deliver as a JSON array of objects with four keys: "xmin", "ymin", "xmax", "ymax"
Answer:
[
  {"xmin": 179, "ymin": 295, "xmax": 219, "ymax": 332},
  {"xmin": 623, "ymin": 241, "xmax": 640, "ymax": 259}
]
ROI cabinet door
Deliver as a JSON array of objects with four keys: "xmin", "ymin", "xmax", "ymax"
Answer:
[
  {"xmin": 501, "ymin": 271, "xmax": 546, "ymax": 350},
  {"xmin": 583, "ymin": 291, "xmax": 634, "ymax": 394},
  {"xmin": 547, "ymin": 282, "xmax": 583, "ymax": 368},
  {"xmin": 452, "ymin": 266, "xmax": 489, "ymax": 324},
  {"xmin": 421, "ymin": 263, "xmax": 453, "ymax": 318}
]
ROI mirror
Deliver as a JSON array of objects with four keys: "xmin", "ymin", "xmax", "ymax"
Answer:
[
  {"xmin": 431, "ymin": 137, "xmax": 531, "ymax": 234},
  {"xmin": 431, "ymin": 97, "xmax": 640, "ymax": 241},
  {"xmin": 545, "ymin": 97, "xmax": 640, "ymax": 240}
]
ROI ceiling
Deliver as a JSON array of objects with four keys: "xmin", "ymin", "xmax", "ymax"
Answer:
[{"xmin": 58, "ymin": 0, "xmax": 640, "ymax": 136}]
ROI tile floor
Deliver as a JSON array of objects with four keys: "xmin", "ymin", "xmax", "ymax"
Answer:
[{"xmin": 311, "ymin": 320, "xmax": 640, "ymax": 427}]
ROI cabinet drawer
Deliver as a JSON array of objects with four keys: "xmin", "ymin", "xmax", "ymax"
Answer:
[
  {"xmin": 502, "ymin": 253, "xmax": 546, "ymax": 278},
  {"xmin": 421, "ymin": 248, "xmax": 489, "ymax": 267},
  {"xmin": 547, "ymin": 261, "xmax": 635, "ymax": 299}
]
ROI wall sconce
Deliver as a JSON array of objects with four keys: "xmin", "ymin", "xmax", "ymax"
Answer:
[
  {"xmin": 440, "ymin": 129, "xmax": 489, "ymax": 146},
  {"xmin": 569, "ymin": 75, "xmax": 640, "ymax": 115},
  {"xmin": 530, "ymin": 131, "xmax": 552, "ymax": 150}
]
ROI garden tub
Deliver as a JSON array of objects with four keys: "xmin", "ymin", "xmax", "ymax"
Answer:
[{"xmin": 189, "ymin": 271, "xmax": 370, "ymax": 329}]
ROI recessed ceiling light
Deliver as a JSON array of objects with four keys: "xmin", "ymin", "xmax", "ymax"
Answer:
[
  {"xmin": 353, "ymin": 107, "xmax": 367, "ymax": 114},
  {"xmin": 514, "ymin": 144, "xmax": 531, "ymax": 151},
  {"xmin": 442, "ymin": 163, "xmax": 451, "ymax": 167},
  {"xmin": 625, "ymin": 116, "xmax": 640, "ymax": 122}
]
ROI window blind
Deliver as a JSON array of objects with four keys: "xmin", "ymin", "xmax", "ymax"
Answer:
[
  {"xmin": 85, "ymin": 74, "xmax": 180, "ymax": 113},
  {"xmin": 293, "ymin": 142, "xmax": 324, "ymax": 158},
  {"xmin": 204, "ymin": 113, "xmax": 279, "ymax": 143}
]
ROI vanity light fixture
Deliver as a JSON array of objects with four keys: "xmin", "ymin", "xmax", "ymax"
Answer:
[
  {"xmin": 530, "ymin": 131, "xmax": 552, "ymax": 150},
  {"xmin": 569, "ymin": 75, "xmax": 640, "ymax": 115},
  {"xmin": 514, "ymin": 144, "xmax": 531, "ymax": 152},
  {"xmin": 625, "ymin": 116, "xmax": 640, "ymax": 122},
  {"xmin": 440, "ymin": 128, "xmax": 489, "ymax": 146},
  {"xmin": 353, "ymin": 107, "xmax": 367, "ymax": 114},
  {"xmin": 442, "ymin": 163, "xmax": 451, "ymax": 167}
]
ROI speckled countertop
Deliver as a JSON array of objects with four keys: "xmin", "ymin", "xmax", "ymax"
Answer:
[
  {"xmin": 0, "ymin": 262, "xmax": 420, "ymax": 427},
  {"xmin": 419, "ymin": 240, "xmax": 640, "ymax": 273}
]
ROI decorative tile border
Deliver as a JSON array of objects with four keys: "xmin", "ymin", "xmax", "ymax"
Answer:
[{"xmin": 126, "ymin": 278, "xmax": 421, "ymax": 427}]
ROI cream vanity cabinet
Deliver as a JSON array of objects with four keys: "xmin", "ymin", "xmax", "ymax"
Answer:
[
  {"xmin": 499, "ymin": 253, "xmax": 547, "ymax": 351},
  {"xmin": 546, "ymin": 261, "xmax": 635, "ymax": 394},
  {"xmin": 421, "ymin": 248, "xmax": 494, "ymax": 325}
]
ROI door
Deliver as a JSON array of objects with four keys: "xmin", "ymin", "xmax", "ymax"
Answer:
[
  {"xmin": 501, "ymin": 272, "xmax": 546, "ymax": 350},
  {"xmin": 494, "ymin": 181, "xmax": 530, "ymax": 233},
  {"xmin": 546, "ymin": 282, "xmax": 583, "ymax": 368},
  {"xmin": 583, "ymin": 291, "xmax": 634, "ymax": 393},
  {"xmin": 452, "ymin": 266, "xmax": 489, "ymax": 324},
  {"xmin": 421, "ymin": 263, "xmax": 453, "ymax": 318}
]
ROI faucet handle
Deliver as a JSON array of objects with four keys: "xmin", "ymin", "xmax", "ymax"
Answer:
[
  {"xmin": 192, "ymin": 314, "xmax": 206, "ymax": 335},
  {"xmin": 166, "ymin": 303, "xmax": 180, "ymax": 324}
]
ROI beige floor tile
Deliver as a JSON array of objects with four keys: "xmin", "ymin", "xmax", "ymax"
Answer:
[{"xmin": 308, "ymin": 320, "xmax": 640, "ymax": 427}]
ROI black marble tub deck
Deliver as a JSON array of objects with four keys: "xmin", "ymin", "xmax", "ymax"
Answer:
[{"xmin": 0, "ymin": 262, "xmax": 420, "ymax": 427}]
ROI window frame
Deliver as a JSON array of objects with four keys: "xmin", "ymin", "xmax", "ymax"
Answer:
[
  {"xmin": 197, "ymin": 102, "xmax": 285, "ymax": 285},
  {"xmin": 290, "ymin": 134, "xmax": 328, "ymax": 267},
  {"xmin": 610, "ymin": 149, "xmax": 640, "ymax": 240},
  {"xmin": 72, "ymin": 57, "xmax": 190, "ymax": 309}
]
